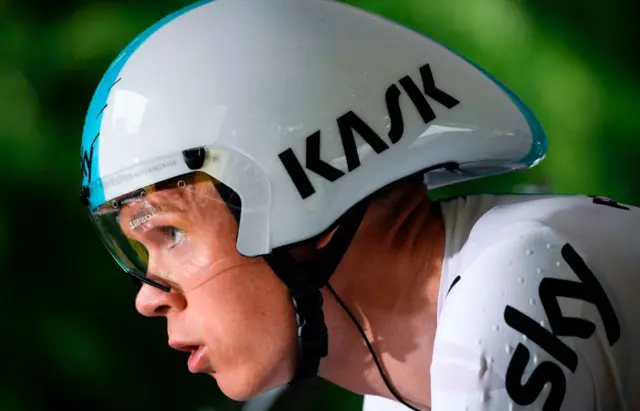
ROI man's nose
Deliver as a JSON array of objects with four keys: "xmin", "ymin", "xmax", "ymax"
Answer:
[{"xmin": 135, "ymin": 283, "xmax": 186, "ymax": 317}]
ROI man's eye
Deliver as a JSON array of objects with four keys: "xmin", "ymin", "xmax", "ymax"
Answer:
[{"xmin": 161, "ymin": 226, "xmax": 186, "ymax": 249}]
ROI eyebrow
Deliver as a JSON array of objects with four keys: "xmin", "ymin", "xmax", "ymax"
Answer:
[
  {"xmin": 127, "ymin": 208, "xmax": 159, "ymax": 227},
  {"xmin": 120, "ymin": 193, "xmax": 187, "ymax": 215}
]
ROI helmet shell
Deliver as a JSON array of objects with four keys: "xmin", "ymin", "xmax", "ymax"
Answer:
[{"xmin": 80, "ymin": 0, "xmax": 546, "ymax": 255}]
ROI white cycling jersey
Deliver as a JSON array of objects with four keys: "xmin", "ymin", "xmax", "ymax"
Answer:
[{"xmin": 363, "ymin": 193, "xmax": 640, "ymax": 411}]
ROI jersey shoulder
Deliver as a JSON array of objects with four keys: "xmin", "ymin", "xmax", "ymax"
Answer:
[
  {"xmin": 432, "ymin": 221, "xmax": 626, "ymax": 411},
  {"xmin": 466, "ymin": 194, "xmax": 640, "ymax": 246}
]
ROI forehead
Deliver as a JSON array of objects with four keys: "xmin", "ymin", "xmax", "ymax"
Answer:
[{"xmin": 114, "ymin": 173, "xmax": 224, "ymax": 217}]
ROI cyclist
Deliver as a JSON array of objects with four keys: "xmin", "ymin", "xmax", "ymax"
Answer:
[{"xmin": 78, "ymin": 1, "xmax": 640, "ymax": 410}]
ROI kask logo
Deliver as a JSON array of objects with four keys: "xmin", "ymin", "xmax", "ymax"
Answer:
[{"xmin": 278, "ymin": 63, "xmax": 461, "ymax": 200}]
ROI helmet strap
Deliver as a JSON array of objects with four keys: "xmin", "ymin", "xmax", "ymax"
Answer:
[
  {"xmin": 215, "ymin": 178, "xmax": 369, "ymax": 382},
  {"xmin": 264, "ymin": 199, "xmax": 370, "ymax": 382}
]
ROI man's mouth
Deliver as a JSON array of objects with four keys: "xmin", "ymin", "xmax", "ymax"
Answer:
[
  {"xmin": 187, "ymin": 345, "xmax": 208, "ymax": 373},
  {"xmin": 169, "ymin": 340, "xmax": 211, "ymax": 373}
]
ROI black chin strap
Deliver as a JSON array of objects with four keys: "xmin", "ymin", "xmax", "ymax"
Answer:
[{"xmin": 264, "ymin": 199, "xmax": 370, "ymax": 382}]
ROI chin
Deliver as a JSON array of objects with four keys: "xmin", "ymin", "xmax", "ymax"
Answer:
[{"xmin": 215, "ymin": 368, "xmax": 282, "ymax": 402}]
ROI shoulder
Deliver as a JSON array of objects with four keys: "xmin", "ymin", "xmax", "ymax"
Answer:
[
  {"xmin": 431, "ymin": 221, "xmax": 621, "ymax": 410},
  {"xmin": 463, "ymin": 194, "xmax": 640, "ymax": 242},
  {"xmin": 440, "ymin": 193, "xmax": 640, "ymax": 275}
]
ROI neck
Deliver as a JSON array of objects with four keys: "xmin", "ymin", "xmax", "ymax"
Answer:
[{"xmin": 317, "ymin": 183, "xmax": 445, "ymax": 410}]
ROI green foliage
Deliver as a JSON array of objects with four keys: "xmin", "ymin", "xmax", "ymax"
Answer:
[{"xmin": 0, "ymin": 0, "xmax": 637, "ymax": 410}]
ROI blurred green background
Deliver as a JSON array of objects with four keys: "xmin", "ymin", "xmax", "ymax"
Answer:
[{"xmin": 0, "ymin": 0, "xmax": 638, "ymax": 410}]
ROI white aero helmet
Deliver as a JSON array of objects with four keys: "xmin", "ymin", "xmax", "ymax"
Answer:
[{"xmin": 79, "ymin": 0, "xmax": 546, "ymax": 386}]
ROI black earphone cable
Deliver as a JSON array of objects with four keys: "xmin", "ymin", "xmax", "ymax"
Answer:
[{"xmin": 325, "ymin": 282, "xmax": 421, "ymax": 411}]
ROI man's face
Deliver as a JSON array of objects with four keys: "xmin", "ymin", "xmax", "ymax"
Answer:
[{"xmin": 119, "ymin": 179, "xmax": 298, "ymax": 400}]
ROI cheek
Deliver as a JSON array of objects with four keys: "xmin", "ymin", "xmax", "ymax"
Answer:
[
  {"xmin": 205, "ymin": 263, "xmax": 284, "ymax": 320},
  {"xmin": 187, "ymin": 260, "xmax": 298, "ymax": 392}
]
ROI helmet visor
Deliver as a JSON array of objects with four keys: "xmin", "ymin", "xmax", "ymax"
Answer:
[{"xmin": 89, "ymin": 172, "xmax": 244, "ymax": 292}]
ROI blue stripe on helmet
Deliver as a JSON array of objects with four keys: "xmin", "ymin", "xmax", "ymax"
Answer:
[
  {"xmin": 460, "ymin": 57, "xmax": 548, "ymax": 167},
  {"xmin": 80, "ymin": 0, "xmax": 214, "ymax": 211},
  {"xmin": 423, "ymin": 39, "xmax": 548, "ymax": 168},
  {"xmin": 448, "ymin": 51, "xmax": 548, "ymax": 168}
]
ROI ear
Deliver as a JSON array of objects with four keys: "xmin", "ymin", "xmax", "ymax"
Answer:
[
  {"xmin": 316, "ymin": 227, "xmax": 339, "ymax": 250},
  {"xmin": 285, "ymin": 226, "xmax": 339, "ymax": 262}
]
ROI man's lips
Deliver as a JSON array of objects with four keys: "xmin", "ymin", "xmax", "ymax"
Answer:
[
  {"xmin": 187, "ymin": 345, "xmax": 208, "ymax": 373},
  {"xmin": 169, "ymin": 341, "xmax": 211, "ymax": 374}
]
